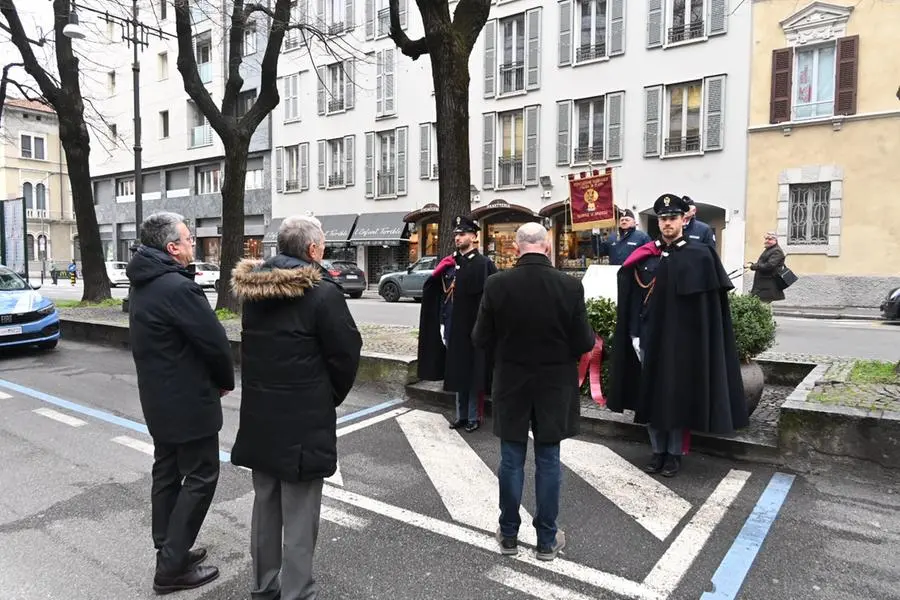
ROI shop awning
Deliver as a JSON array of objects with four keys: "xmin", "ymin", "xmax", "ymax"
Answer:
[
  {"xmin": 348, "ymin": 211, "xmax": 409, "ymax": 246},
  {"xmin": 539, "ymin": 200, "xmax": 568, "ymax": 218},
  {"xmin": 262, "ymin": 218, "xmax": 283, "ymax": 244},
  {"xmin": 403, "ymin": 203, "xmax": 440, "ymax": 223},
  {"xmin": 317, "ymin": 213, "xmax": 358, "ymax": 246},
  {"xmin": 470, "ymin": 199, "xmax": 536, "ymax": 220}
]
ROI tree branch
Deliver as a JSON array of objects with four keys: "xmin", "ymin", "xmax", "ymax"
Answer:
[
  {"xmin": 173, "ymin": 0, "xmax": 227, "ymax": 134},
  {"xmin": 0, "ymin": 0, "xmax": 61, "ymax": 104},
  {"xmin": 221, "ymin": 0, "xmax": 247, "ymax": 120},
  {"xmin": 242, "ymin": 0, "xmax": 291, "ymax": 132},
  {"xmin": 388, "ymin": 0, "xmax": 428, "ymax": 60},
  {"xmin": 0, "ymin": 19, "xmax": 48, "ymax": 46},
  {"xmin": 0, "ymin": 62, "xmax": 24, "ymax": 120},
  {"xmin": 452, "ymin": 0, "xmax": 492, "ymax": 53}
]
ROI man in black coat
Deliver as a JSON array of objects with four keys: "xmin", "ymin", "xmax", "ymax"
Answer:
[
  {"xmin": 608, "ymin": 194, "xmax": 747, "ymax": 477},
  {"xmin": 417, "ymin": 215, "xmax": 497, "ymax": 432},
  {"xmin": 473, "ymin": 222, "xmax": 595, "ymax": 561},
  {"xmin": 231, "ymin": 215, "xmax": 362, "ymax": 600},
  {"xmin": 126, "ymin": 212, "xmax": 234, "ymax": 594}
]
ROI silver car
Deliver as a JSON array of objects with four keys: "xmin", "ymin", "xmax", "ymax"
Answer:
[{"xmin": 377, "ymin": 256, "xmax": 437, "ymax": 302}]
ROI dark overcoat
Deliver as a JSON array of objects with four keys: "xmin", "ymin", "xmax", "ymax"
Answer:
[
  {"xmin": 750, "ymin": 245, "xmax": 786, "ymax": 302},
  {"xmin": 472, "ymin": 254, "xmax": 595, "ymax": 444}
]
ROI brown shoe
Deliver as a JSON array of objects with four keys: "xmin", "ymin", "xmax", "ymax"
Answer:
[{"xmin": 153, "ymin": 565, "xmax": 219, "ymax": 595}]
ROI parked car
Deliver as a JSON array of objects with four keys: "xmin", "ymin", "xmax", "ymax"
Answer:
[
  {"xmin": 322, "ymin": 259, "xmax": 366, "ymax": 299},
  {"xmin": 378, "ymin": 256, "xmax": 438, "ymax": 303},
  {"xmin": 186, "ymin": 262, "xmax": 221, "ymax": 290},
  {"xmin": 881, "ymin": 286, "xmax": 900, "ymax": 321},
  {"xmin": 0, "ymin": 265, "xmax": 60, "ymax": 350},
  {"xmin": 105, "ymin": 261, "xmax": 130, "ymax": 287}
]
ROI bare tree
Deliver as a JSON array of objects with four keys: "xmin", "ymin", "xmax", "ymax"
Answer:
[
  {"xmin": 388, "ymin": 0, "xmax": 490, "ymax": 257},
  {"xmin": 0, "ymin": 62, "xmax": 25, "ymax": 121},
  {"xmin": 0, "ymin": 0, "xmax": 112, "ymax": 302}
]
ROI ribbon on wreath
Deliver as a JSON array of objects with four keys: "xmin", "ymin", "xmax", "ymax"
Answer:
[{"xmin": 578, "ymin": 334, "xmax": 605, "ymax": 406}]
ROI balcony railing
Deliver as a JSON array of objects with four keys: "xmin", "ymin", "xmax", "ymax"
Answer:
[
  {"xmin": 499, "ymin": 62, "xmax": 525, "ymax": 95},
  {"xmin": 328, "ymin": 173, "xmax": 345, "ymax": 188},
  {"xmin": 573, "ymin": 144, "xmax": 605, "ymax": 164},
  {"xmin": 377, "ymin": 170, "xmax": 395, "ymax": 196},
  {"xmin": 664, "ymin": 135, "xmax": 702, "ymax": 155},
  {"xmin": 190, "ymin": 125, "xmax": 213, "ymax": 148},
  {"xmin": 284, "ymin": 179, "xmax": 300, "ymax": 192},
  {"xmin": 328, "ymin": 98, "xmax": 345, "ymax": 113},
  {"xmin": 198, "ymin": 61, "xmax": 212, "ymax": 83},
  {"xmin": 377, "ymin": 8, "xmax": 390, "ymax": 36},
  {"xmin": 575, "ymin": 42, "xmax": 607, "ymax": 62},
  {"xmin": 25, "ymin": 208, "xmax": 51, "ymax": 219},
  {"xmin": 328, "ymin": 21, "xmax": 346, "ymax": 35},
  {"xmin": 498, "ymin": 155, "xmax": 523, "ymax": 188},
  {"xmin": 667, "ymin": 20, "xmax": 704, "ymax": 44},
  {"xmin": 431, "ymin": 164, "xmax": 439, "ymax": 179}
]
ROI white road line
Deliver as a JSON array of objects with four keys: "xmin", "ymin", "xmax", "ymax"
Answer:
[
  {"xmin": 323, "ymin": 484, "xmax": 650, "ymax": 599},
  {"xmin": 33, "ymin": 407, "xmax": 87, "ymax": 428},
  {"xmin": 485, "ymin": 565, "xmax": 599, "ymax": 600},
  {"xmin": 559, "ymin": 437, "xmax": 692, "ymax": 541},
  {"xmin": 335, "ymin": 407, "xmax": 410, "ymax": 438},
  {"xmin": 320, "ymin": 505, "xmax": 369, "ymax": 530},
  {"xmin": 325, "ymin": 461, "xmax": 344, "ymax": 486},
  {"xmin": 642, "ymin": 469, "xmax": 751, "ymax": 599},
  {"xmin": 397, "ymin": 410, "xmax": 537, "ymax": 547},
  {"xmin": 112, "ymin": 435, "xmax": 155, "ymax": 456},
  {"xmin": 0, "ymin": 391, "xmax": 12, "ymax": 400}
]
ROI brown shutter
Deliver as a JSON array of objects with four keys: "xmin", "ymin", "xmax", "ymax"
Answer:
[
  {"xmin": 770, "ymin": 48, "xmax": 793, "ymax": 124},
  {"xmin": 835, "ymin": 35, "xmax": 859, "ymax": 116}
]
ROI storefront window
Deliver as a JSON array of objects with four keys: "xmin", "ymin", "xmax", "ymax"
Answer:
[
  {"xmin": 243, "ymin": 236, "xmax": 263, "ymax": 259},
  {"xmin": 201, "ymin": 237, "xmax": 221, "ymax": 264},
  {"xmin": 554, "ymin": 213, "xmax": 614, "ymax": 270},
  {"xmin": 422, "ymin": 222, "xmax": 439, "ymax": 256},
  {"xmin": 485, "ymin": 222, "xmax": 522, "ymax": 270}
]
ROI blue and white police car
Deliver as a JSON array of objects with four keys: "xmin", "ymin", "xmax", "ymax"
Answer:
[{"xmin": 0, "ymin": 265, "xmax": 60, "ymax": 350}]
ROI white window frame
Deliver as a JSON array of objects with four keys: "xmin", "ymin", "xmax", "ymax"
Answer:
[
  {"xmin": 375, "ymin": 129, "xmax": 397, "ymax": 198},
  {"xmin": 326, "ymin": 137, "xmax": 346, "ymax": 189},
  {"xmin": 791, "ymin": 42, "xmax": 837, "ymax": 122},
  {"xmin": 196, "ymin": 166, "xmax": 222, "ymax": 195},
  {"xmin": 776, "ymin": 165, "xmax": 842, "ymax": 256},
  {"xmin": 665, "ymin": 0, "xmax": 707, "ymax": 46},
  {"xmin": 325, "ymin": 0, "xmax": 347, "ymax": 33},
  {"xmin": 245, "ymin": 167, "xmax": 265, "ymax": 190},
  {"xmin": 375, "ymin": 50, "xmax": 395, "ymax": 117},
  {"xmin": 572, "ymin": 96, "xmax": 606, "ymax": 164},
  {"xmin": 115, "ymin": 177, "xmax": 136, "ymax": 203},
  {"xmin": 284, "ymin": 0, "xmax": 304, "ymax": 50},
  {"xmin": 284, "ymin": 144, "xmax": 302, "ymax": 192},
  {"xmin": 188, "ymin": 102, "xmax": 213, "ymax": 148},
  {"xmin": 497, "ymin": 109, "xmax": 525, "ymax": 189},
  {"xmin": 662, "ymin": 79, "xmax": 703, "ymax": 157},
  {"xmin": 419, "ymin": 122, "xmax": 439, "ymax": 180},
  {"xmin": 158, "ymin": 52, "xmax": 169, "ymax": 80},
  {"xmin": 159, "ymin": 110, "xmax": 170, "ymax": 139},
  {"xmin": 20, "ymin": 133, "xmax": 46, "ymax": 160},
  {"xmin": 327, "ymin": 63, "xmax": 347, "ymax": 113},
  {"xmin": 574, "ymin": 0, "xmax": 610, "ymax": 64},
  {"xmin": 283, "ymin": 73, "xmax": 300, "ymax": 122},
  {"xmin": 498, "ymin": 13, "xmax": 526, "ymax": 96},
  {"xmin": 243, "ymin": 21, "xmax": 258, "ymax": 55},
  {"xmin": 375, "ymin": 0, "xmax": 390, "ymax": 39}
]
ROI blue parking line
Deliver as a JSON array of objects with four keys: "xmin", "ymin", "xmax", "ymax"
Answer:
[
  {"xmin": 700, "ymin": 472, "xmax": 796, "ymax": 600},
  {"xmin": 336, "ymin": 398, "xmax": 405, "ymax": 425}
]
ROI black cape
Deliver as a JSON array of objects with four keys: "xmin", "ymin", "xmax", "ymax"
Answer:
[
  {"xmin": 417, "ymin": 251, "xmax": 497, "ymax": 393},
  {"xmin": 607, "ymin": 240, "xmax": 749, "ymax": 434}
]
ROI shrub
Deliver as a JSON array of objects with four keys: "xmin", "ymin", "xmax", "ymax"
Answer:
[
  {"xmin": 728, "ymin": 292, "xmax": 776, "ymax": 362},
  {"xmin": 584, "ymin": 297, "xmax": 617, "ymax": 394}
]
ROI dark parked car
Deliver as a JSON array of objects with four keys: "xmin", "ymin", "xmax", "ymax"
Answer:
[
  {"xmin": 881, "ymin": 287, "xmax": 900, "ymax": 321},
  {"xmin": 378, "ymin": 256, "xmax": 437, "ymax": 303},
  {"xmin": 322, "ymin": 259, "xmax": 366, "ymax": 299}
]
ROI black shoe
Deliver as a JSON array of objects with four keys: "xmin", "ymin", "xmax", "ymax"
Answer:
[
  {"xmin": 495, "ymin": 527, "xmax": 518, "ymax": 556},
  {"xmin": 449, "ymin": 419, "xmax": 466, "ymax": 429},
  {"xmin": 187, "ymin": 547, "xmax": 207, "ymax": 568},
  {"xmin": 153, "ymin": 564, "xmax": 219, "ymax": 595},
  {"xmin": 464, "ymin": 421, "xmax": 480, "ymax": 433},
  {"xmin": 644, "ymin": 453, "xmax": 666, "ymax": 474},
  {"xmin": 661, "ymin": 455, "xmax": 681, "ymax": 478}
]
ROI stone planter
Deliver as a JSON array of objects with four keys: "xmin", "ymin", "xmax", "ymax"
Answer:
[{"xmin": 742, "ymin": 360, "xmax": 765, "ymax": 417}]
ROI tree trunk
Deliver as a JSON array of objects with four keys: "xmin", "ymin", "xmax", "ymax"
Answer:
[
  {"xmin": 215, "ymin": 135, "xmax": 251, "ymax": 313},
  {"xmin": 431, "ymin": 40, "xmax": 472, "ymax": 258}
]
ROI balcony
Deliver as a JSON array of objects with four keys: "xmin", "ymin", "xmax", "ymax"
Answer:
[
  {"xmin": 377, "ymin": 8, "xmax": 390, "ymax": 36},
  {"xmin": 328, "ymin": 173, "xmax": 345, "ymax": 188},
  {"xmin": 377, "ymin": 170, "xmax": 395, "ymax": 197},
  {"xmin": 664, "ymin": 135, "xmax": 702, "ymax": 155},
  {"xmin": 198, "ymin": 61, "xmax": 212, "ymax": 83},
  {"xmin": 284, "ymin": 179, "xmax": 300, "ymax": 192},
  {"xmin": 498, "ymin": 155, "xmax": 523, "ymax": 188},
  {"xmin": 667, "ymin": 21, "xmax": 704, "ymax": 44},
  {"xmin": 573, "ymin": 144, "xmax": 605, "ymax": 164},
  {"xmin": 499, "ymin": 62, "xmax": 525, "ymax": 95},
  {"xmin": 328, "ymin": 98, "xmax": 345, "ymax": 113},
  {"xmin": 575, "ymin": 42, "xmax": 607, "ymax": 63},
  {"xmin": 190, "ymin": 125, "xmax": 213, "ymax": 148},
  {"xmin": 26, "ymin": 208, "xmax": 50, "ymax": 219},
  {"xmin": 328, "ymin": 21, "xmax": 346, "ymax": 35},
  {"xmin": 432, "ymin": 164, "xmax": 439, "ymax": 179}
]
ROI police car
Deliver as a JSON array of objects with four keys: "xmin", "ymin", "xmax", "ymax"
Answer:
[{"xmin": 0, "ymin": 265, "xmax": 60, "ymax": 350}]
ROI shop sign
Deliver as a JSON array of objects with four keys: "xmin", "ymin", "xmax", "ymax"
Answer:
[{"xmin": 568, "ymin": 171, "xmax": 615, "ymax": 232}]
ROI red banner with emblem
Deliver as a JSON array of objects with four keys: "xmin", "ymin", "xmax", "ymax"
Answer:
[{"xmin": 568, "ymin": 171, "xmax": 615, "ymax": 232}]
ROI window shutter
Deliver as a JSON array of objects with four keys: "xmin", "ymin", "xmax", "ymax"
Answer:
[
  {"xmin": 365, "ymin": 0, "xmax": 374, "ymax": 39},
  {"xmin": 396, "ymin": 126, "xmax": 408, "ymax": 196},
  {"xmin": 605, "ymin": 91, "xmax": 624, "ymax": 160},
  {"xmin": 344, "ymin": 135, "xmax": 355, "ymax": 186},
  {"xmin": 835, "ymin": 35, "xmax": 859, "ymax": 116},
  {"xmin": 558, "ymin": 0, "xmax": 572, "ymax": 67},
  {"xmin": 300, "ymin": 143, "xmax": 309, "ymax": 190},
  {"xmin": 385, "ymin": 48, "xmax": 395, "ymax": 114},
  {"xmin": 609, "ymin": 0, "xmax": 625, "ymax": 56},
  {"xmin": 275, "ymin": 146, "xmax": 284, "ymax": 192},
  {"xmin": 419, "ymin": 123, "xmax": 431, "ymax": 179},
  {"xmin": 298, "ymin": 0, "xmax": 309, "ymax": 27},
  {"xmin": 526, "ymin": 8, "xmax": 541, "ymax": 90},
  {"xmin": 769, "ymin": 48, "xmax": 793, "ymax": 124},
  {"xmin": 703, "ymin": 75, "xmax": 725, "ymax": 151},
  {"xmin": 647, "ymin": 0, "xmax": 663, "ymax": 48},
  {"xmin": 400, "ymin": 0, "xmax": 408, "ymax": 28},
  {"xmin": 524, "ymin": 105, "xmax": 540, "ymax": 186},
  {"xmin": 556, "ymin": 101, "xmax": 571, "ymax": 166},
  {"xmin": 376, "ymin": 50, "xmax": 384, "ymax": 115},
  {"xmin": 317, "ymin": 140, "xmax": 326, "ymax": 188},
  {"xmin": 317, "ymin": 0, "xmax": 326, "ymax": 26},
  {"xmin": 708, "ymin": 0, "xmax": 726, "ymax": 36},
  {"xmin": 344, "ymin": 60, "xmax": 355, "ymax": 109},
  {"xmin": 365, "ymin": 132, "xmax": 375, "ymax": 198},
  {"xmin": 290, "ymin": 75, "xmax": 299, "ymax": 120},
  {"xmin": 482, "ymin": 112, "xmax": 496, "ymax": 190},
  {"xmin": 317, "ymin": 67, "xmax": 326, "ymax": 115},
  {"xmin": 282, "ymin": 77, "xmax": 291, "ymax": 121},
  {"xmin": 345, "ymin": 0, "xmax": 354, "ymax": 29},
  {"xmin": 483, "ymin": 20, "xmax": 496, "ymax": 98},
  {"xmin": 643, "ymin": 85, "xmax": 662, "ymax": 157}
]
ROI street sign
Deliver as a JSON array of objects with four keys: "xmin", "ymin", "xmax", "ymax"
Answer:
[{"xmin": 1, "ymin": 198, "xmax": 27, "ymax": 277}]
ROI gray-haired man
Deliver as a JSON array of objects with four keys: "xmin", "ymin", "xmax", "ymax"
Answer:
[{"xmin": 127, "ymin": 212, "xmax": 234, "ymax": 594}]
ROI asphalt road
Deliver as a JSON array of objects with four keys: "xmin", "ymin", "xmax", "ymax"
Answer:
[
  {"xmin": 39, "ymin": 282, "xmax": 898, "ymax": 361},
  {"xmin": 1, "ymin": 341, "xmax": 899, "ymax": 599}
]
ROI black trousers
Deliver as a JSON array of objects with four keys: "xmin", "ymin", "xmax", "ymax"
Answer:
[{"xmin": 151, "ymin": 434, "xmax": 220, "ymax": 575}]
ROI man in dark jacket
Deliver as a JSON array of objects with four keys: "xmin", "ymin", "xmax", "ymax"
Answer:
[
  {"xmin": 596, "ymin": 208, "xmax": 652, "ymax": 265},
  {"xmin": 417, "ymin": 215, "xmax": 497, "ymax": 432},
  {"xmin": 473, "ymin": 222, "xmax": 594, "ymax": 561},
  {"xmin": 231, "ymin": 215, "xmax": 362, "ymax": 600},
  {"xmin": 681, "ymin": 196, "xmax": 717, "ymax": 252},
  {"xmin": 748, "ymin": 232, "xmax": 786, "ymax": 303},
  {"xmin": 126, "ymin": 212, "xmax": 234, "ymax": 594}
]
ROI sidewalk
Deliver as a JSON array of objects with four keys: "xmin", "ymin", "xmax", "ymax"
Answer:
[{"xmin": 771, "ymin": 305, "xmax": 885, "ymax": 321}]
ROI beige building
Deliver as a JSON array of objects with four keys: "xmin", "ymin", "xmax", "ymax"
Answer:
[
  {"xmin": 745, "ymin": 0, "xmax": 900, "ymax": 307},
  {"xmin": 0, "ymin": 98, "xmax": 76, "ymax": 275}
]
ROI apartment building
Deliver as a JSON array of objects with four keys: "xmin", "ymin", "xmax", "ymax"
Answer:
[
  {"xmin": 88, "ymin": 0, "xmax": 273, "ymax": 263},
  {"xmin": 272, "ymin": 0, "xmax": 752, "ymax": 281},
  {"xmin": 744, "ymin": 0, "xmax": 900, "ymax": 307},
  {"xmin": 0, "ymin": 98, "xmax": 77, "ymax": 273}
]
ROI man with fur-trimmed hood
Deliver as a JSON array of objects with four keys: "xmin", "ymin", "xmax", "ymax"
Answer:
[{"xmin": 230, "ymin": 214, "xmax": 362, "ymax": 600}]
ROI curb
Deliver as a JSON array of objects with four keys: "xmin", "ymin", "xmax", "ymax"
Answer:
[{"xmin": 772, "ymin": 310, "xmax": 884, "ymax": 321}]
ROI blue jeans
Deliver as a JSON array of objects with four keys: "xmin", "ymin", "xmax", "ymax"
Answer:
[
  {"xmin": 498, "ymin": 439, "xmax": 561, "ymax": 548},
  {"xmin": 648, "ymin": 426, "xmax": 684, "ymax": 456},
  {"xmin": 455, "ymin": 390, "xmax": 479, "ymax": 424}
]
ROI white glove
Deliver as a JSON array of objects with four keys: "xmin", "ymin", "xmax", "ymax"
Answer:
[{"xmin": 632, "ymin": 337, "xmax": 642, "ymax": 362}]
